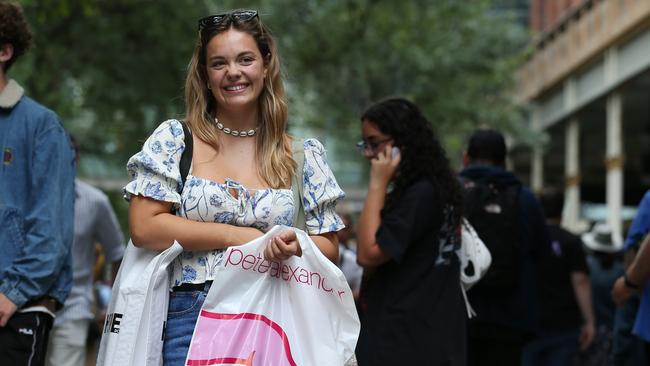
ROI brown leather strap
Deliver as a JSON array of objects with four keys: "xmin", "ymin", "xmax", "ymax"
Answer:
[{"xmin": 23, "ymin": 297, "xmax": 58, "ymax": 313}]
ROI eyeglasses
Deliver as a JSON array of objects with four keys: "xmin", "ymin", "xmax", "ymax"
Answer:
[
  {"xmin": 198, "ymin": 10, "xmax": 259, "ymax": 30},
  {"xmin": 356, "ymin": 138, "xmax": 393, "ymax": 154}
]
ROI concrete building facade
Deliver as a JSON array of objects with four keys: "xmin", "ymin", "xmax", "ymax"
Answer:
[{"xmin": 517, "ymin": 0, "xmax": 650, "ymax": 237}]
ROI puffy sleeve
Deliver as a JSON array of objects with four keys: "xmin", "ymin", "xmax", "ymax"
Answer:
[
  {"xmin": 123, "ymin": 119, "xmax": 186, "ymax": 207},
  {"xmin": 302, "ymin": 138, "xmax": 345, "ymax": 235}
]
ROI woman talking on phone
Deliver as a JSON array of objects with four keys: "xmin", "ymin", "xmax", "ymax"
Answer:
[
  {"xmin": 124, "ymin": 10, "xmax": 344, "ymax": 365},
  {"xmin": 355, "ymin": 97, "xmax": 466, "ymax": 365}
]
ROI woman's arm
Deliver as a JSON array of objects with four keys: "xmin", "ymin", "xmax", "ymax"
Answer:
[
  {"xmin": 263, "ymin": 138, "xmax": 342, "ymax": 263},
  {"xmin": 357, "ymin": 145, "xmax": 400, "ymax": 268},
  {"xmin": 129, "ymin": 195, "xmax": 264, "ymax": 251},
  {"xmin": 356, "ymin": 180, "xmax": 391, "ymax": 267},
  {"xmin": 311, "ymin": 232, "xmax": 339, "ymax": 261}
]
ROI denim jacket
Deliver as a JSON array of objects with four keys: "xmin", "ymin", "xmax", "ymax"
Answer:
[{"xmin": 0, "ymin": 79, "xmax": 75, "ymax": 308}]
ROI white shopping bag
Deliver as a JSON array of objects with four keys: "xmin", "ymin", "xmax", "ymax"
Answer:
[
  {"xmin": 457, "ymin": 218, "xmax": 492, "ymax": 318},
  {"xmin": 97, "ymin": 240, "xmax": 183, "ymax": 366},
  {"xmin": 185, "ymin": 225, "xmax": 360, "ymax": 366},
  {"xmin": 458, "ymin": 218, "xmax": 491, "ymax": 291}
]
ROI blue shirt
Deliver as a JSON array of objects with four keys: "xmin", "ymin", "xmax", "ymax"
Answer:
[
  {"xmin": 0, "ymin": 79, "xmax": 75, "ymax": 308},
  {"xmin": 625, "ymin": 190, "xmax": 650, "ymax": 341}
]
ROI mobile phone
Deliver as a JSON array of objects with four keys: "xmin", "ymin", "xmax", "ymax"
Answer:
[{"xmin": 391, "ymin": 146, "xmax": 400, "ymax": 158}]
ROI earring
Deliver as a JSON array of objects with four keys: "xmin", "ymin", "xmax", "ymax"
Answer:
[{"xmin": 207, "ymin": 82, "xmax": 212, "ymax": 90}]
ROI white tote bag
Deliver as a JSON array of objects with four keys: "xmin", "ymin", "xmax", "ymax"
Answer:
[
  {"xmin": 96, "ymin": 240, "xmax": 183, "ymax": 366},
  {"xmin": 185, "ymin": 225, "xmax": 360, "ymax": 366}
]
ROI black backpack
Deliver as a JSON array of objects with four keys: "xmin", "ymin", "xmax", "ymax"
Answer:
[{"xmin": 462, "ymin": 176, "xmax": 522, "ymax": 296}]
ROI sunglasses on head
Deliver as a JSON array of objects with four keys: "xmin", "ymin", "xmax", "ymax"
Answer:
[{"xmin": 198, "ymin": 10, "xmax": 259, "ymax": 30}]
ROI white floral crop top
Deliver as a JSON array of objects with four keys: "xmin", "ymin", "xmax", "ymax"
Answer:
[{"xmin": 124, "ymin": 119, "xmax": 345, "ymax": 286}]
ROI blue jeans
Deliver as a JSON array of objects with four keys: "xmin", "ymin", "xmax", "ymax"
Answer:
[
  {"xmin": 521, "ymin": 329, "xmax": 579, "ymax": 366},
  {"xmin": 162, "ymin": 283, "xmax": 210, "ymax": 366}
]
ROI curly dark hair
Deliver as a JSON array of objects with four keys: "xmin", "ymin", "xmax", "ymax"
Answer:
[
  {"xmin": 361, "ymin": 97, "xmax": 463, "ymax": 219},
  {"xmin": 0, "ymin": 1, "xmax": 33, "ymax": 72}
]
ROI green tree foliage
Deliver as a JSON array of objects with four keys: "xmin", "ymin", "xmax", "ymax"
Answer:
[
  {"xmin": 270, "ymin": 0, "xmax": 528, "ymax": 158},
  {"xmin": 12, "ymin": 0, "xmax": 527, "ymax": 183},
  {"xmin": 14, "ymin": 0, "xmax": 209, "ymax": 173}
]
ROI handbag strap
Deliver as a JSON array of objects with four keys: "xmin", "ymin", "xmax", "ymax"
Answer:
[
  {"xmin": 291, "ymin": 138, "xmax": 306, "ymax": 230},
  {"xmin": 179, "ymin": 121, "xmax": 193, "ymax": 190},
  {"xmin": 171, "ymin": 121, "xmax": 193, "ymax": 215}
]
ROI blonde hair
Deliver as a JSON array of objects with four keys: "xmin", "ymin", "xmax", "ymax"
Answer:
[{"xmin": 183, "ymin": 14, "xmax": 295, "ymax": 189}]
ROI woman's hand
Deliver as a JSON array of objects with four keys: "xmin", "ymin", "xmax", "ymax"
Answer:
[
  {"xmin": 369, "ymin": 144, "xmax": 401, "ymax": 189},
  {"xmin": 264, "ymin": 229, "xmax": 303, "ymax": 261}
]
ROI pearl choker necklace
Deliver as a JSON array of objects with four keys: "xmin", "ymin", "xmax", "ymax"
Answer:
[{"xmin": 214, "ymin": 117, "xmax": 258, "ymax": 137}]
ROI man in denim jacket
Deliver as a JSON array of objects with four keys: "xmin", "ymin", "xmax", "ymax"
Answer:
[{"xmin": 0, "ymin": 2, "xmax": 75, "ymax": 365}]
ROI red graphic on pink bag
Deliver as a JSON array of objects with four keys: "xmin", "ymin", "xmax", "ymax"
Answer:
[{"xmin": 186, "ymin": 311, "xmax": 297, "ymax": 366}]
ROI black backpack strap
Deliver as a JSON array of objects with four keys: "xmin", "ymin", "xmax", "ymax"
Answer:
[
  {"xmin": 179, "ymin": 121, "xmax": 193, "ymax": 191},
  {"xmin": 462, "ymin": 174, "xmax": 523, "ymax": 296},
  {"xmin": 291, "ymin": 138, "xmax": 306, "ymax": 230}
]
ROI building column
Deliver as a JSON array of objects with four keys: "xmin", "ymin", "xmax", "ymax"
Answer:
[
  {"xmin": 563, "ymin": 118, "xmax": 581, "ymax": 231},
  {"xmin": 530, "ymin": 106, "xmax": 544, "ymax": 192},
  {"xmin": 606, "ymin": 91, "xmax": 624, "ymax": 238}
]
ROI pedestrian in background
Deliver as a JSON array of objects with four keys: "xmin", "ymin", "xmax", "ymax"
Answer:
[
  {"xmin": 45, "ymin": 136, "xmax": 124, "ymax": 366},
  {"xmin": 611, "ymin": 232, "xmax": 650, "ymax": 358},
  {"xmin": 611, "ymin": 189, "xmax": 650, "ymax": 363},
  {"xmin": 0, "ymin": 2, "xmax": 76, "ymax": 365},
  {"xmin": 337, "ymin": 213, "xmax": 363, "ymax": 302},
  {"xmin": 579, "ymin": 223, "xmax": 624, "ymax": 365},
  {"xmin": 460, "ymin": 129, "xmax": 548, "ymax": 366},
  {"xmin": 355, "ymin": 97, "xmax": 466, "ymax": 365},
  {"xmin": 522, "ymin": 186, "xmax": 594, "ymax": 366}
]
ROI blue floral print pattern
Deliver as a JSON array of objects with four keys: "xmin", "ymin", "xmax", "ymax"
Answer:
[
  {"xmin": 143, "ymin": 182, "xmax": 167, "ymax": 201},
  {"xmin": 182, "ymin": 265, "xmax": 197, "ymax": 282},
  {"xmin": 123, "ymin": 119, "xmax": 345, "ymax": 286},
  {"xmin": 124, "ymin": 119, "xmax": 185, "ymax": 206}
]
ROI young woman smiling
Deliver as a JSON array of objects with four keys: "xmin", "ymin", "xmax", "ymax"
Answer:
[{"xmin": 124, "ymin": 10, "xmax": 345, "ymax": 364}]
